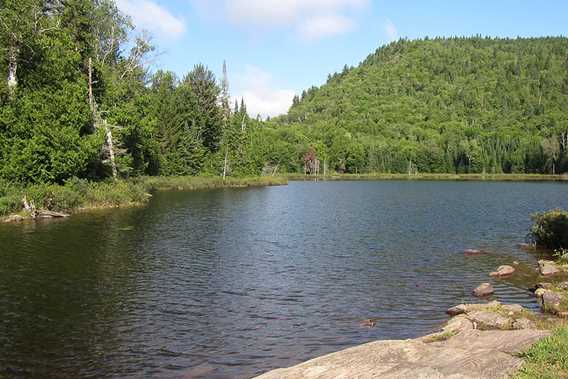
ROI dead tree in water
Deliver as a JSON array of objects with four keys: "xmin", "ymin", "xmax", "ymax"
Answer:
[{"xmin": 304, "ymin": 146, "xmax": 320, "ymax": 176}]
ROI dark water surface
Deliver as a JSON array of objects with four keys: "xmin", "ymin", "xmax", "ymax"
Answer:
[{"xmin": 1, "ymin": 181, "xmax": 568, "ymax": 378}]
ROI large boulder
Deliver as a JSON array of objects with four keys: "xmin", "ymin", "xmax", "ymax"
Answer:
[
  {"xmin": 254, "ymin": 329, "xmax": 550, "ymax": 379},
  {"xmin": 490, "ymin": 265, "xmax": 515, "ymax": 277},
  {"xmin": 473, "ymin": 283, "xmax": 495, "ymax": 297}
]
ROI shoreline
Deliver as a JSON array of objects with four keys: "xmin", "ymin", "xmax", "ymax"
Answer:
[
  {"xmin": 286, "ymin": 173, "xmax": 568, "ymax": 182},
  {"xmin": 0, "ymin": 176, "xmax": 288, "ymax": 224},
  {"xmin": 255, "ymin": 252, "xmax": 568, "ymax": 379}
]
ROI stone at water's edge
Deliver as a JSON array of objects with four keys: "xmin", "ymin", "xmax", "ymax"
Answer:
[
  {"xmin": 535, "ymin": 287, "xmax": 567, "ymax": 315},
  {"xmin": 538, "ymin": 260, "xmax": 561, "ymax": 276},
  {"xmin": 253, "ymin": 329, "xmax": 550, "ymax": 379},
  {"xmin": 490, "ymin": 265, "xmax": 516, "ymax": 277},
  {"xmin": 473, "ymin": 282, "xmax": 495, "ymax": 297},
  {"xmin": 2, "ymin": 214, "xmax": 24, "ymax": 223}
]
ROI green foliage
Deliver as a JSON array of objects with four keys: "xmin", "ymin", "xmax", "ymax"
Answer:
[
  {"xmin": 554, "ymin": 249, "xmax": 568, "ymax": 264},
  {"xmin": 0, "ymin": 177, "xmax": 148, "ymax": 216},
  {"xmin": 266, "ymin": 37, "xmax": 568, "ymax": 175},
  {"xmin": 514, "ymin": 328, "xmax": 568, "ymax": 379},
  {"xmin": 531, "ymin": 209, "xmax": 568, "ymax": 250}
]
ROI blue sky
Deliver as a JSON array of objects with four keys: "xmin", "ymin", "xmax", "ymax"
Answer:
[{"xmin": 116, "ymin": 0, "xmax": 568, "ymax": 118}]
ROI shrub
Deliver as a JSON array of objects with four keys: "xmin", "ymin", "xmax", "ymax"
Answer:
[
  {"xmin": 555, "ymin": 249, "xmax": 568, "ymax": 264},
  {"xmin": 531, "ymin": 209, "xmax": 568, "ymax": 250}
]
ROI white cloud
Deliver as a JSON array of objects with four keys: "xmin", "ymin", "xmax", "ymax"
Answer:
[
  {"xmin": 385, "ymin": 19, "xmax": 398, "ymax": 42},
  {"xmin": 299, "ymin": 14, "xmax": 355, "ymax": 40},
  {"xmin": 116, "ymin": 0, "xmax": 186, "ymax": 39},
  {"xmin": 195, "ymin": 0, "xmax": 368, "ymax": 41},
  {"xmin": 233, "ymin": 65, "xmax": 295, "ymax": 119}
]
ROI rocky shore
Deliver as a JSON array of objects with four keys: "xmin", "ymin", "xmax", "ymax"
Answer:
[{"xmin": 255, "ymin": 254, "xmax": 568, "ymax": 379}]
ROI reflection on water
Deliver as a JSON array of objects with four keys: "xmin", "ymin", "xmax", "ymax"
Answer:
[{"xmin": 1, "ymin": 181, "xmax": 567, "ymax": 378}]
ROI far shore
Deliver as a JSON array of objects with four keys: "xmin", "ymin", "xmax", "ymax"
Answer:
[
  {"xmin": 285, "ymin": 173, "xmax": 568, "ymax": 182},
  {"xmin": 0, "ymin": 176, "xmax": 288, "ymax": 224}
]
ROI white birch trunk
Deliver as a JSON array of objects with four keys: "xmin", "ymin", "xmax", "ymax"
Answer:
[
  {"xmin": 7, "ymin": 45, "xmax": 18, "ymax": 95},
  {"xmin": 104, "ymin": 120, "xmax": 118, "ymax": 179},
  {"xmin": 222, "ymin": 147, "xmax": 229, "ymax": 180}
]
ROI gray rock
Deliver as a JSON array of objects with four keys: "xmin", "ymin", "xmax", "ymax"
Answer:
[
  {"xmin": 473, "ymin": 283, "xmax": 495, "ymax": 297},
  {"xmin": 512, "ymin": 318, "xmax": 536, "ymax": 330},
  {"xmin": 443, "ymin": 315, "xmax": 474, "ymax": 333},
  {"xmin": 446, "ymin": 304, "xmax": 467, "ymax": 316},
  {"xmin": 536, "ymin": 283, "xmax": 554, "ymax": 290},
  {"xmin": 535, "ymin": 288, "xmax": 563, "ymax": 314},
  {"xmin": 501, "ymin": 304, "xmax": 526, "ymax": 314},
  {"xmin": 254, "ymin": 329, "xmax": 550, "ymax": 379},
  {"xmin": 490, "ymin": 265, "xmax": 515, "ymax": 277},
  {"xmin": 538, "ymin": 260, "xmax": 560, "ymax": 276},
  {"xmin": 466, "ymin": 311, "xmax": 513, "ymax": 330}
]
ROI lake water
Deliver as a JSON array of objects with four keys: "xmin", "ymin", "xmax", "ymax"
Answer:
[{"xmin": 1, "ymin": 181, "xmax": 567, "ymax": 378}]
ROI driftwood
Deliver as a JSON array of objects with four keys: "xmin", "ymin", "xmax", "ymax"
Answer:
[
  {"xmin": 21, "ymin": 196, "xmax": 69, "ymax": 219},
  {"xmin": 35, "ymin": 210, "xmax": 69, "ymax": 219}
]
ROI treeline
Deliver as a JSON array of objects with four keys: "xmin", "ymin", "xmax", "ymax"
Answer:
[
  {"xmin": 267, "ymin": 36, "xmax": 568, "ymax": 175},
  {"xmin": 0, "ymin": 0, "xmax": 266, "ymax": 186}
]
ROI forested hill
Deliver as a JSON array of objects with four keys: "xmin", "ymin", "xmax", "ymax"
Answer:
[{"xmin": 271, "ymin": 37, "xmax": 568, "ymax": 174}]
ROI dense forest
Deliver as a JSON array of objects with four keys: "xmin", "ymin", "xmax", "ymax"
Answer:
[
  {"xmin": 270, "ymin": 37, "xmax": 568, "ymax": 175},
  {"xmin": 1, "ymin": 1, "xmax": 568, "ymax": 188},
  {"xmin": 0, "ymin": 0, "xmax": 263, "ymax": 186}
]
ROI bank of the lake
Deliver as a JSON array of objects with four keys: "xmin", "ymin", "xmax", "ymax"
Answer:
[
  {"xmin": 0, "ymin": 176, "xmax": 288, "ymax": 223},
  {"xmin": 286, "ymin": 173, "xmax": 568, "ymax": 182}
]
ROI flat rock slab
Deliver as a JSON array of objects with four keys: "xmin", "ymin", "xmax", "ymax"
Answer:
[{"xmin": 254, "ymin": 329, "xmax": 549, "ymax": 379}]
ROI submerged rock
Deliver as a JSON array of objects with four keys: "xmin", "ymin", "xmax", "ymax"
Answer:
[
  {"xmin": 359, "ymin": 318, "xmax": 378, "ymax": 328},
  {"xmin": 538, "ymin": 260, "xmax": 561, "ymax": 276},
  {"xmin": 490, "ymin": 265, "xmax": 515, "ymax": 277},
  {"xmin": 473, "ymin": 283, "xmax": 495, "ymax": 297},
  {"xmin": 464, "ymin": 249, "xmax": 486, "ymax": 256}
]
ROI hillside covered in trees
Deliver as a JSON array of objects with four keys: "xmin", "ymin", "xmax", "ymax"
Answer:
[{"xmin": 267, "ymin": 37, "xmax": 568, "ymax": 175}]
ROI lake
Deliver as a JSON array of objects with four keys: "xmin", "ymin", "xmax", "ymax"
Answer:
[{"xmin": 1, "ymin": 181, "xmax": 567, "ymax": 378}]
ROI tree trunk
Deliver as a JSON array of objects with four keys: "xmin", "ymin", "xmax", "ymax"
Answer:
[
  {"xmin": 7, "ymin": 44, "xmax": 19, "ymax": 96},
  {"xmin": 88, "ymin": 57, "xmax": 95, "ymax": 113},
  {"xmin": 103, "ymin": 120, "xmax": 118, "ymax": 179},
  {"xmin": 222, "ymin": 147, "xmax": 229, "ymax": 180}
]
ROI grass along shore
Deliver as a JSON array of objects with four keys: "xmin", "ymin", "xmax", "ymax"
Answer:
[
  {"xmin": 285, "ymin": 173, "xmax": 568, "ymax": 182},
  {"xmin": 0, "ymin": 176, "xmax": 288, "ymax": 221}
]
